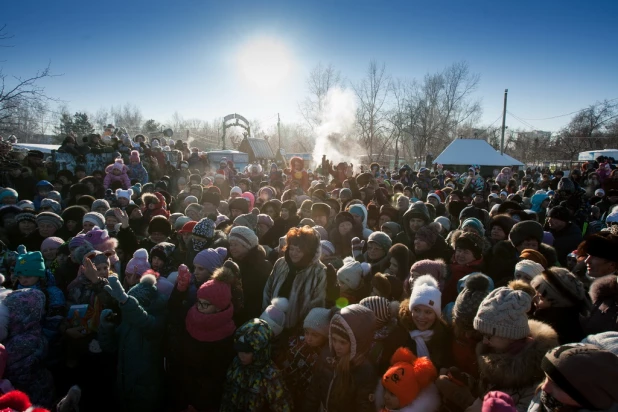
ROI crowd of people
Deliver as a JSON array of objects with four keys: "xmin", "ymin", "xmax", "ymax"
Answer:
[{"xmin": 0, "ymin": 129, "xmax": 616, "ymax": 412}]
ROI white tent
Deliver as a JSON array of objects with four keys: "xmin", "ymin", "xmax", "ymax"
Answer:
[
  {"xmin": 500, "ymin": 151, "xmax": 525, "ymax": 167},
  {"xmin": 434, "ymin": 139, "xmax": 521, "ymax": 167}
]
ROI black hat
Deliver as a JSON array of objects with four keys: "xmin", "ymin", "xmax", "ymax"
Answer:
[
  {"xmin": 229, "ymin": 197, "xmax": 249, "ymax": 215},
  {"xmin": 584, "ymin": 232, "xmax": 618, "ymax": 262},
  {"xmin": 509, "ymin": 220, "xmax": 544, "ymax": 247},
  {"xmin": 311, "ymin": 203, "xmax": 331, "ymax": 218},
  {"xmin": 455, "ymin": 231, "xmax": 483, "ymax": 259},
  {"xmin": 201, "ymin": 191, "xmax": 221, "ymax": 207},
  {"xmin": 489, "ymin": 214, "xmax": 515, "ymax": 235},
  {"xmin": 335, "ymin": 211, "xmax": 355, "ymax": 227},
  {"xmin": 61, "ymin": 205, "xmax": 88, "ymax": 223},
  {"xmin": 148, "ymin": 215, "xmax": 172, "ymax": 236},
  {"xmin": 281, "ymin": 200, "xmax": 297, "ymax": 215},
  {"xmin": 548, "ymin": 205, "xmax": 570, "ymax": 222}
]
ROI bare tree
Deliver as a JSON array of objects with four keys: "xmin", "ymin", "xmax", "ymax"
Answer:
[
  {"xmin": 353, "ymin": 60, "xmax": 391, "ymax": 161},
  {"xmin": 298, "ymin": 63, "xmax": 342, "ymax": 130},
  {"xmin": 111, "ymin": 103, "xmax": 143, "ymax": 134}
]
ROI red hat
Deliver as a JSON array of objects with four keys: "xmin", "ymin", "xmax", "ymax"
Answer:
[
  {"xmin": 197, "ymin": 279, "xmax": 231, "ymax": 311},
  {"xmin": 0, "ymin": 390, "xmax": 49, "ymax": 411},
  {"xmin": 179, "ymin": 221, "xmax": 198, "ymax": 234},
  {"xmin": 382, "ymin": 347, "xmax": 437, "ymax": 408}
]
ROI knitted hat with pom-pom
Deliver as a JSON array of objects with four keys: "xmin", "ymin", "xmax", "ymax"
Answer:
[
  {"xmin": 474, "ymin": 286, "xmax": 531, "ymax": 340},
  {"xmin": 303, "ymin": 307, "xmax": 331, "ymax": 337},
  {"xmin": 382, "ymin": 347, "xmax": 437, "ymax": 409},
  {"xmin": 125, "ymin": 248, "xmax": 151, "ymax": 276},
  {"xmin": 233, "ymin": 208, "xmax": 260, "ymax": 232},
  {"xmin": 360, "ymin": 296, "xmax": 392, "ymax": 328},
  {"xmin": 260, "ymin": 297, "xmax": 289, "ymax": 336},
  {"xmin": 127, "ymin": 274, "xmax": 158, "ymax": 307},
  {"xmin": 409, "ymin": 274, "xmax": 441, "ymax": 318},
  {"xmin": 453, "ymin": 273, "xmax": 493, "ymax": 331},
  {"xmin": 337, "ymin": 257, "xmax": 371, "ymax": 291}
]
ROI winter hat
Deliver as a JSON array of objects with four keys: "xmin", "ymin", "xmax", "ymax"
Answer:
[
  {"xmin": 490, "ymin": 214, "xmax": 515, "ymax": 236},
  {"xmin": 371, "ymin": 272, "xmax": 392, "ymax": 298},
  {"xmin": 434, "ymin": 216, "xmax": 451, "ymax": 232},
  {"xmin": 519, "ymin": 249, "xmax": 549, "ymax": 268},
  {"xmin": 15, "ymin": 248, "xmax": 45, "ymax": 278},
  {"xmin": 125, "ymin": 249, "xmax": 151, "ymax": 275},
  {"xmin": 474, "ymin": 286, "xmax": 532, "ymax": 340},
  {"xmin": 259, "ymin": 297, "xmax": 289, "ymax": 336},
  {"xmin": 329, "ymin": 304, "xmax": 376, "ymax": 359},
  {"xmin": 530, "ymin": 267, "xmax": 588, "ymax": 309},
  {"xmin": 381, "ymin": 221, "xmax": 402, "ymax": 237},
  {"xmin": 230, "ymin": 186, "xmax": 242, "ymax": 196},
  {"xmin": 185, "ymin": 203, "xmax": 203, "ymax": 218},
  {"xmin": 241, "ymin": 192, "xmax": 255, "ymax": 210},
  {"xmin": 409, "ymin": 275, "xmax": 441, "ymax": 317},
  {"xmin": 407, "ymin": 201, "xmax": 431, "ymax": 223},
  {"xmin": 382, "ymin": 347, "xmax": 437, "ymax": 409},
  {"xmin": 581, "ymin": 332, "xmax": 618, "ymax": 356},
  {"xmin": 0, "ymin": 188, "xmax": 17, "ymax": 202},
  {"xmin": 583, "ymin": 232, "xmax": 618, "ymax": 262},
  {"xmin": 174, "ymin": 215, "xmax": 192, "ymax": 231},
  {"xmin": 299, "ymin": 218, "xmax": 315, "ymax": 227},
  {"xmin": 410, "ymin": 259, "xmax": 447, "ymax": 285},
  {"xmin": 115, "ymin": 188, "xmax": 133, "ymax": 201},
  {"xmin": 360, "ymin": 296, "xmax": 392, "ymax": 328},
  {"xmin": 41, "ymin": 237, "xmax": 64, "ymax": 252},
  {"xmin": 311, "ymin": 203, "xmax": 331, "ymax": 218},
  {"xmin": 427, "ymin": 192, "xmax": 442, "ymax": 204},
  {"xmin": 184, "ymin": 195, "xmax": 199, "ymax": 206},
  {"xmin": 335, "ymin": 211, "xmax": 355, "ymax": 228},
  {"xmin": 197, "ymin": 278, "xmax": 232, "ymax": 311},
  {"xmin": 313, "ymin": 225, "xmax": 327, "ymax": 240},
  {"xmin": 547, "ymin": 205, "xmax": 570, "ymax": 222},
  {"xmin": 257, "ymin": 214, "xmax": 274, "ymax": 229},
  {"xmin": 127, "ymin": 274, "xmax": 159, "ymax": 308},
  {"xmin": 194, "ymin": 247, "xmax": 227, "ymax": 273},
  {"xmin": 415, "ymin": 222, "xmax": 441, "ymax": 246},
  {"xmin": 36, "ymin": 211, "xmax": 63, "ymax": 230},
  {"xmin": 339, "ymin": 188, "xmax": 352, "ymax": 199},
  {"xmin": 148, "ymin": 215, "xmax": 172, "ymax": 236},
  {"xmin": 541, "ymin": 343, "xmax": 618, "ymax": 410},
  {"xmin": 557, "ymin": 177, "xmax": 574, "ymax": 193},
  {"xmin": 379, "ymin": 205, "xmax": 399, "ymax": 221},
  {"xmin": 482, "ymin": 392, "xmax": 516, "ymax": 412},
  {"xmin": 515, "ymin": 259, "xmax": 544, "ymax": 279},
  {"xmin": 320, "ymin": 240, "xmax": 336, "ymax": 257},
  {"xmin": 228, "ymin": 197, "xmax": 249, "ymax": 215},
  {"xmin": 453, "ymin": 273, "xmax": 492, "ymax": 331},
  {"xmin": 92, "ymin": 199, "xmax": 110, "ymax": 212},
  {"xmin": 16, "ymin": 200, "xmax": 35, "ymax": 211},
  {"xmin": 337, "ymin": 257, "xmax": 371, "ymax": 291},
  {"xmin": 201, "ymin": 191, "xmax": 221, "ymax": 207},
  {"xmin": 233, "ymin": 208, "xmax": 260, "ymax": 231},
  {"xmin": 508, "ymin": 220, "xmax": 543, "ymax": 247},
  {"xmin": 229, "ymin": 225, "xmax": 259, "ymax": 250},
  {"xmin": 461, "ymin": 217, "xmax": 485, "ymax": 236},
  {"xmin": 83, "ymin": 212, "xmax": 104, "ymax": 229},
  {"xmin": 303, "ymin": 307, "xmax": 331, "ymax": 337},
  {"xmin": 367, "ymin": 231, "xmax": 392, "ymax": 254},
  {"xmin": 39, "ymin": 198, "xmax": 61, "ymax": 214},
  {"xmin": 130, "ymin": 150, "xmax": 140, "ymax": 162},
  {"xmin": 595, "ymin": 188, "xmax": 606, "ymax": 197},
  {"xmin": 455, "ymin": 231, "xmax": 484, "ymax": 259}
]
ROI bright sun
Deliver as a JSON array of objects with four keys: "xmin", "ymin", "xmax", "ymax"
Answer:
[{"xmin": 236, "ymin": 37, "xmax": 294, "ymax": 91}]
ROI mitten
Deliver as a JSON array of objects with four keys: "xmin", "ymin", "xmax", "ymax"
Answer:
[
  {"xmin": 103, "ymin": 276, "xmax": 128, "ymax": 303},
  {"xmin": 436, "ymin": 375, "xmax": 476, "ymax": 411},
  {"xmin": 351, "ymin": 237, "xmax": 365, "ymax": 258},
  {"xmin": 99, "ymin": 309, "xmax": 115, "ymax": 327},
  {"xmin": 177, "ymin": 264, "xmax": 191, "ymax": 292}
]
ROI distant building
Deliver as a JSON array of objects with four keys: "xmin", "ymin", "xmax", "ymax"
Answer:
[{"xmin": 517, "ymin": 130, "xmax": 552, "ymax": 140}]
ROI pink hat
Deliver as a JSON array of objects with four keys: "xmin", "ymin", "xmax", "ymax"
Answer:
[
  {"xmin": 84, "ymin": 227, "xmax": 118, "ymax": 252},
  {"xmin": 130, "ymin": 150, "xmax": 140, "ymax": 163},
  {"xmin": 409, "ymin": 259, "xmax": 447, "ymax": 285},
  {"xmin": 197, "ymin": 279, "xmax": 231, "ymax": 310},
  {"xmin": 112, "ymin": 158, "xmax": 125, "ymax": 171},
  {"xmin": 241, "ymin": 192, "xmax": 255, "ymax": 209},
  {"xmin": 125, "ymin": 249, "xmax": 151, "ymax": 275},
  {"xmin": 41, "ymin": 237, "xmax": 64, "ymax": 252}
]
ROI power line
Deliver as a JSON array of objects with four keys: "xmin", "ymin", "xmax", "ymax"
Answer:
[
  {"xmin": 475, "ymin": 114, "xmax": 503, "ymax": 138},
  {"xmin": 507, "ymin": 111, "xmax": 537, "ymax": 131},
  {"xmin": 515, "ymin": 97, "xmax": 618, "ymax": 121}
]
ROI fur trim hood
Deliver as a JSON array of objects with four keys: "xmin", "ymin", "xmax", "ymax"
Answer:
[
  {"xmin": 375, "ymin": 380, "xmax": 440, "ymax": 412},
  {"xmin": 589, "ymin": 274, "xmax": 618, "ymax": 303},
  {"xmin": 477, "ymin": 319, "xmax": 558, "ymax": 391}
]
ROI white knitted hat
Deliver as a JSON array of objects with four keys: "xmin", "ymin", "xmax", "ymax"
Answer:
[
  {"xmin": 303, "ymin": 307, "xmax": 331, "ymax": 337},
  {"xmin": 260, "ymin": 297, "xmax": 289, "ymax": 336},
  {"xmin": 473, "ymin": 286, "xmax": 531, "ymax": 340},
  {"xmin": 83, "ymin": 212, "xmax": 105, "ymax": 229},
  {"xmin": 408, "ymin": 275, "xmax": 441, "ymax": 318},
  {"xmin": 515, "ymin": 259, "xmax": 544, "ymax": 279},
  {"xmin": 229, "ymin": 226, "xmax": 258, "ymax": 250},
  {"xmin": 337, "ymin": 257, "xmax": 371, "ymax": 291},
  {"xmin": 115, "ymin": 188, "xmax": 133, "ymax": 200}
]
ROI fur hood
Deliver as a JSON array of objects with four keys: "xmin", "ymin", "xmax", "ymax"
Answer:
[
  {"xmin": 589, "ymin": 274, "xmax": 618, "ymax": 303},
  {"xmin": 374, "ymin": 381, "xmax": 440, "ymax": 412},
  {"xmin": 477, "ymin": 319, "xmax": 558, "ymax": 391},
  {"xmin": 449, "ymin": 229, "xmax": 492, "ymax": 253}
]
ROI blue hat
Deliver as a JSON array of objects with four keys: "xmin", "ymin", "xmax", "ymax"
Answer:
[{"xmin": 15, "ymin": 246, "xmax": 46, "ymax": 278}]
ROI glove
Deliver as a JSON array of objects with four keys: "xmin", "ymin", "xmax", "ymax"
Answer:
[
  {"xmin": 351, "ymin": 237, "xmax": 365, "ymax": 258},
  {"xmin": 177, "ymin": 264, "xmax": 191, "ymax": 292},
  {"xmin": 99, "ymin": 309, "xmax": 115, "ymax": 326},
  {"xmin": 104, "ymin": 276, "xmax": 128, "ymax": 304},
  {"xmin": 435, "ymin": 373, "xmax": 476, "ymax": 411}
]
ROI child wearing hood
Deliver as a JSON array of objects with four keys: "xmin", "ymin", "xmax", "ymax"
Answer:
[
  {"xmin": 375, "ymin": 347, "xmax": 440, "ymax": 412},
  {"xmin": 33, "ymin": 180, "xmax": 53, "ymax": 211},
  {"xmin": 221, "ymin": 318, "xmax": 292, "ymax": 412},
  {"xmin": 305, "ymin": 304, "xmax": 377, "ymax": 412},
  {"xmin": 126, "ymin": 150, "xmax": 149, "ymax": 185},
  {"xmin": 103, "ymin": 158, "xmax": 131, "ymax": 190}
]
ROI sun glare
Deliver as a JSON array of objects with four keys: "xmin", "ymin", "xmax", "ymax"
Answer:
[{"xmin": 236, "ymin": 37, "xmax": 294, "ymax": 91}]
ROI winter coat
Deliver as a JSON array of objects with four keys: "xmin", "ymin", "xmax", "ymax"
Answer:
[
  {"xmin": 234, "ymin": 246, "xmax": 273, "ymax": 325},
  {"xmin": 304, "ymin": 346, "xmax": 377, "ymax": 412},
  {"xmin": 375, "ymin": 381, "xmax": 441, "ymax": 412},
  {"xmin": 547, "ymin": 222, "xmax": 583, "ymax": 266},
  {"xmin": 98, "ymin": 284, "xmax": 167, "ymax": 411},
  {"xmin": 279, "ymin": 336, "xmax": 323, "ymax": 407},
  {"xmin": 221, "ymin": 319, "xmax": 292, "ymax": 412},
  {"xmin": 483, "ymin": 241, "xmax": 558, "ymax": 287},
  {"xmin": 263, "ymin": 248, "xmax": 326, "ymax": 330},
  {"xmin": 444, "ymin": 258, "xmax": 484, "ymax": 306},
  {"xmin": 527, "ymin": 392, "xmax": 618, "ymax": 412},
  {"xmin": 466, "ymin": 320, "xmax": 559, "ymax": 412},
  {"xmin": 413, "ymin": 234, "xmax": 454, "ymax": 263},
  {"xmin": 66, "ymin": 274, "xmax": 118, "ymax": 334},
  {"xmin": 103, "ymin": 164, "xmax": 131, "ymax": 190},
  {"xmin": 583, "ymin": 274, "xmax": 618, "ymax": 335},
  {"xmin": 126, "ymin": 163, "xmax": 149, "ymax": 185},
  {"xmin": 532, "ymin": 306, "xmax": 585, "ymax": 344},
  {"xmin": 3, "ymin": 289, "xmax": 55, "ymax": 407}
]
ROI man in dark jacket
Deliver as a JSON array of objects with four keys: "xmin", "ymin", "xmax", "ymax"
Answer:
[{"xmin": 546, "ymin": 205, "xmax": 583, "ymax": 266}]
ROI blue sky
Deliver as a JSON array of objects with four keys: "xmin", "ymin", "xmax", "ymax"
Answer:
[{"xmin": 2, "ymin": 0, "xmax": 617, "ymax": 133}]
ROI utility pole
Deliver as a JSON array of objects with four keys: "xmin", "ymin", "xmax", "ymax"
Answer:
[
  {"xmin": 277, "ymin": 113, "xmax": 281, "ymax": 152},
  {"xmin": 500, "ymin": 89, "xmax": 508, "ymax": 155}
]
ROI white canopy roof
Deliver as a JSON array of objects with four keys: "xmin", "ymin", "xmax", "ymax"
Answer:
[
  {"xmin": 500, "ymin": 151, "xmax": 525, "ymax": 167},
  {"xmin": 434, "ymin": 139, "xmax": 522, "ymax": 167}
]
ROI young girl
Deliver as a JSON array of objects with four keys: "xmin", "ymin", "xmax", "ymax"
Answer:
[
  {"xmin": 126, "ymin": 150, "xmax": 149, "ymax": 185},
  {"xmin": 305, "ymin": 304, "xmax": 377, "ymax": 412},
  {"xmin": 40, "ymin": 237, "xmax": 64, "ymax": 268},
  {"xmin": 337, "ymin": 257, "xmax": 371, "ymax": 305},
  {"xmin": 220, "ymin": 318, "xmax": 292, "ymax": 412},
  {"xmin": 279, "ymin": 307, "xmax": 330, "ymax": 407},
  {"xmin": 444, "ymin": 231, "xmax": 484, "ymax": 304},
  {"xmin": 375, "ymin": 347, "xmax": 440, "ymax": 412},
  {"xmin": 103, "ymin": 158, "xmax": 131, "ymax": 190},
  {"xmin": 381, "ymin": 275, "xmax": 452, "ymax": 373}
]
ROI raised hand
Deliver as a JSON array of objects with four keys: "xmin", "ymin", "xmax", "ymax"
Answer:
[{"xmin": 104, "ymin": 275, "xmax": 128, "ymax": 304}]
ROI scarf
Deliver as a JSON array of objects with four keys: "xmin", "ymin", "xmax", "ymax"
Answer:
[
  {"xmin": 185, "ymin": 304, "xmax": 235, "ymax": 342},
  {"xmin": 409, "ymin": 329, "xmax": 434, "ymax": 358}
]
